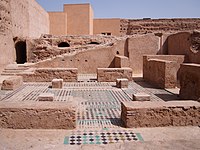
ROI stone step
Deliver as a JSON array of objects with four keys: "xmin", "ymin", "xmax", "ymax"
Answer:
[
  {"xmin": 3, "ymin": 69, "xmax": 25, "ymax": 73},
  {"xmin": 1, "ymin": 72, "xmax": 18, "ymax": 76}
]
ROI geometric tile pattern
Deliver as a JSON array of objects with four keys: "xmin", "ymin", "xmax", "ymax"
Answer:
[
  {"xmin": 0, "ymin": 79, "xmax": 178, "ymax": 129},
  {"xmin": 64, "ymin": 129, "xmax": 143, "ymax": 145}
]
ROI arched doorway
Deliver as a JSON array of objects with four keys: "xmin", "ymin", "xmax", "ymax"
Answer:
[{"xmin": 15, "ymin": 41, "xmax": 27, "ymax": 64}]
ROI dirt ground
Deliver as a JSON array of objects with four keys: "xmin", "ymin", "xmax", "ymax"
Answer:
[{"xmin": 0, "ymin": 126, "xmax": 199, "ymax": 150}]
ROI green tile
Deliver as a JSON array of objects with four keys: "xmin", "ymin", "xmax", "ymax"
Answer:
[
  {"xmin": 63, "ymin": 136, "xmax": 69, "ymax": 144},
  {"xmin": 95, "ymin": 135, "xmax": 100, "ymax": 139},
  {"xmin": 96, "ymin": 141, "xmax": 101, "ymax": 144},
  {"xmin": 136, "ymin": 133, "xmax": 144, "ymax": 142}
]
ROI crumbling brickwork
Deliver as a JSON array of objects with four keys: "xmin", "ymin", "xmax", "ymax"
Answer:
[
  {"xmin": 121, "ymin": 101, "xmax": 200, "ymax": 128},
  {"xmin": 120, "ymin": 19, "xmax": 200, "ymax": 36},
  {"xmin": 0, "ymin": 102, "xmax": 77, "ymax": 129}
]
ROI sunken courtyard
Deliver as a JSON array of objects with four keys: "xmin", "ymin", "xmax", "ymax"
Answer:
[{"xmin": 0, "ymin": 0, "xmax": 200, "ymax": 149}]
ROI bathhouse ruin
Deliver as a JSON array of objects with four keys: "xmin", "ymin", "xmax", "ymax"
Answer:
[{"xmin": 0, "ymin": 0, "xmax": 200, "ymax": 146}]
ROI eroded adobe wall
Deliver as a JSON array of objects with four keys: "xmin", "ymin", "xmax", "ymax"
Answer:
[
  {"xmin": 10, "ymin": 0, "xmax": 29, "ymax": 37},
  {"xmin": 0, "ymin": 0, "xmax": 49, "ymax": 72},
  {"xmin": 10, "ymin": 0, "xmax": 49, "ymax": 38},
  {"xmin": 27, "ymin": 35, "xmax": 126, "ymax": 73},
  {"xmin": 0, "ymin": 0, "xmax": 15, "ymax": 72},
  {"xmin": 120, "ymin": 19, "xmax": 200, "ymax": 36},
  {"xmin": 28, "ymin": 34, "xmax": 169, "ymax": 74},
  {"xmin": 168, "ymin": 31, "xmax": 200, "ymax": 64}
]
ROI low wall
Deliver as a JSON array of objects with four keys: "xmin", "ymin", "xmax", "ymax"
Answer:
[
  {"xmin": 97, "ymin": 68, "xmax": 132, "ymax": 82},
  {"xmin": 19, "ymin": 68, "xmax": 78, "ymax": 82},
  {"xmin": 179, "ymin": 63, "xmax": 200, "ymax": 100},
  {"xmin": 121, "ymin": 101, "xmax": 200, "ymax": 128},
  {"xmin": 0, "ymin": 102, "xmax": 76, "ymax": 129},
  {"xmin": 143, "ymin": 58, "xmax": 177, "ymax": 88},
  {"xmin": 143, "ymin": 55, "xmax": 185, "ymax": 87}
]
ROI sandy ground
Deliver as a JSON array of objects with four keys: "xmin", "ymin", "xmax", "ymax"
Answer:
[{"xmin": 0, "ymin": 126, "xmax": 199, "ymax": 150}]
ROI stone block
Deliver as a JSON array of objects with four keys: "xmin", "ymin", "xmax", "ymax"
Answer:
[
  {"xmin": 97, "ymin": 67, "xmax": 132, "ymax": 82},
  {"xmin": 116, "ymin": 78, "xmax": 128, "ymax": 88},
  {"xmin": 121, "ymin": 101, "xmax": 200, "ymax": 128},
  {"xmin": 1, "ymin": 76, "xmax": 23, "ymax": 90},
  {"xmin": 133, "ymin": 93, "xmax": 150, "ymax": 101},
  {"xmin": 52, "ymin": 79, "xmax": 63, "ymax": 89},
  {"xmin": 0, "ymin": 101, "xmax": 77, "ymax": 129},
  {"xmin": 38, "ymin": 93, "xmax": 54, "ymax": 101},
  {"xmin": 179, "ymin": 63, "xmax": 200, "ymax": 100},
  {"xmin": 143, "ymin": 58, "xmax": 177, "ymax": 88},
  {"xmin": 115, "ymin": 55, "xmax": 129, "ymax": 68}
]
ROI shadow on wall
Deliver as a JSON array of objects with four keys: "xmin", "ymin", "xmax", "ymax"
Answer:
[
  {"xmin": 124, "ymin": 38, "xmax": 129, "ymax": 57},
  {"xmin": 108, "ymin": 58, "xmax": 115, "ymax": 68},
  {"xmin": 155, "ymin": 33, "xmax": 168, "ymax": 55}
]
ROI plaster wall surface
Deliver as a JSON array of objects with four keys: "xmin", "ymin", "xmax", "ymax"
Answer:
[
  {"xmin": 0, "ymin": 0, "xmax": 15, "ymax": 72},
  {"xmin": 10, "ymin": 0, "xmax": 49, "ymax": 38},
  {"xmin": 143, "ymin": 59, "xmax": 177, "ymax": 88},
  {"xmin": 49, "ymin": 12, "xmax": 67, "ymax": 35},
  {"xmin": 128, "ymin": 35, "xmax": 160, "ymax": 74},
  {"xmin": 27, "ymin": 0, "xmax": 49, "ymax": 38},
  {"xmin": 34, "ymin": 46, "xmax": 116, "ymax": 74},
  {"xmin": 168, "ymin": 32, "xmax": 200, "ymax": 64},
  {"xmin": 94, "ymin": 18, "xmax": 121, "ymax": 36},
  {"xmin": 64, "ymin": 4, "xmax": 93, "ymax": 35},
  {"xmin": 10, "ymin": 0, "xmax": 29, "ymax": 37}
]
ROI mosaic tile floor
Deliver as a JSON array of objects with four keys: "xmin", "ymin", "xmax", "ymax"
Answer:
[
  {"xmin": 0, "ymin": 77, "xmax": 178, "ymax": 129},
  {"xmin": 64, "ymin": 129, "xmax": 143, "ymax": 145}
]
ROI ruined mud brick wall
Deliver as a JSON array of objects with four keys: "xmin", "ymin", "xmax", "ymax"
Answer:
[
  {"xmin": 168, "ymin": 31, "xmax": 200, "ymax": 64},
  {"xmin": 0, "ymin": 102, "xmax": 76, "ymax": 129},
  {"xmin": 19, "ymin": 68, "xmax": 78, "ymax": 82},
  {"xmin": 97, "ymin": 68, "xmax": 132, "ymax": 82},
  {"xmin": 27, "ymin": 35, "xmax": 128, "ymax": 74},
  {"xmin": 179, "ymin": 63, "xmax": 200, "ymax": 100},
  {"xmin": 143, "ymin": 59, "xmax": 177, "ymax": 88},
  {"xmin": 121, "ymin": 101, "xmax": 200, "ymax": 128},
  {"xmin": 0, "ymin": 0, "xmax": 15, "ymax": 72},
  {"xmin": 120, "ymin": 19, "xmax": 200, "ymax": 36},
  {"xmin": 28, "ymin": 35, "xmax": 120, "ymax": 62}
]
